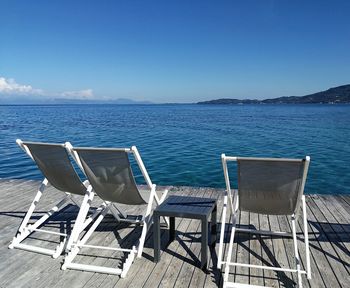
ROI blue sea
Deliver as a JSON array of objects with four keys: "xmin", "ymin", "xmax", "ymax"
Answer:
[{"xmin": 0, "ymin": 104, "xmax": 349, "ymax": 194}]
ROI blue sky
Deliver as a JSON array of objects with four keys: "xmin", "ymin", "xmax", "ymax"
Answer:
[{"xmin": 1, "ymin": 0, "xmax": 350, "ymax": 103}]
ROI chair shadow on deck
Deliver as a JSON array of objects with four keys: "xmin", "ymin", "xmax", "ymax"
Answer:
[
  {"xmin": 234, "ymin": 226, "xmax": 296, "ymax": 288},
  {"xmin": 211, "ymin": 222, "xmax": 297, "ymax": 287},
  {"xmin": 3, "ymin": 207, "xmax": 349, "ymax": 285},
  {"xmin": 209, "ymin": 220, "xmax": 350, "ymax": 287},
  {"xmin": 308, "ymin": 221, "xmax": 350, "ymax": 269},
  {"xmin": 1, "ymin": 204, "xmax": 150, "ymax": 269},
  {"xmin": 146, "ymin": 222, "xmax": 296, "ymax": 287}
]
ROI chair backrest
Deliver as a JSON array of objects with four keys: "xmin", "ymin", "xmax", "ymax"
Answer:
[
  {"xmin": 73, "ymin": 147, "xmax": 147, "ymax": 205},
  {"xmin": 20, "ymin": 141, "xmax": 87, "ymax": 195},
  {"xmin": 237, "ymin": 157, "xmax": 309, "ymax": 215},
  {"xmin": 223, "ymin": 156, "xmax": 310, "ymax": 215}
]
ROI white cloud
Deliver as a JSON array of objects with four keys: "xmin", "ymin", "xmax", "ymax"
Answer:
[
  {"xmin": 0, "ymin": 76, "xmax": 94, "ymax": 99},
  {"xmin": 0, "ymin": 77, "xmax": 43, "ymax": 95},
  {"xmin": 60, "ymin": 89, "xmax": 94, "ymax": 99}
]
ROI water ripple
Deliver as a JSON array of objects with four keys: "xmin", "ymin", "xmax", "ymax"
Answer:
[{"xmin": 0, "ymin": 104, "xmax": 349, "ymax": 194}]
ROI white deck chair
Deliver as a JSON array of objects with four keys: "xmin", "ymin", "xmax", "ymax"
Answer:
[
  {"xmin": 62, "ymin": 144, "xmax": 168, "ymax": 278},
  {"xmin": 9, "ymin": 140, "xmax": 103, "ymax": 258},
  {"xmin": 218, "ymin": 155, "xmax": 311, "ymax": 288}
]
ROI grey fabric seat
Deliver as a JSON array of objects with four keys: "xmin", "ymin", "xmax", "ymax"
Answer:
[
  {"xmin": 24, "ymin": 142, "xmax": 86, "ymax": 195},
  {"xmin": 74, "ymin": 148, "xmax": 148, "ymax": 205},
  {"xmin": 237, "ymin": 157, "xmax": 306, "ymax": 215}
]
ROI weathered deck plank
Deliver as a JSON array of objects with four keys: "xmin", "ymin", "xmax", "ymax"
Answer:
[
  {"xmin": 269, "ymin": 214, "xmax": 295, "ymax": 287},
  {"xmin": 0, "ymin": 179, "xmax": 349, "ymax": 288},
  {"xmin": 306, "ymin": 196, "xmax": 349, "ymax": 287},
  {"xmin": 110, "ymin": 186, "xmax": 192, "ymax": 288}
]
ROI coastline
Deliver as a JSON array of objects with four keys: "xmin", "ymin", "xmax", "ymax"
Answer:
[{"xmin": 0, "ymin": 178, "xmax": 349, "ymax": 196}]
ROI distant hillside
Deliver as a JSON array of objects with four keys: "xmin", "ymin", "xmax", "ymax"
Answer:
[{"xmin": 198, "ymin": 84, "xmax": 350, "ymax": 104}]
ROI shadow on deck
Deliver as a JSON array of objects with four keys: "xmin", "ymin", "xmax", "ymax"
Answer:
[{"xmin": 0, "ymin": 180, "xmax": 349, "ymax": 288}]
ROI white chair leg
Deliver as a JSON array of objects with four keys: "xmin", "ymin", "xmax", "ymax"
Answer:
[
  {"xmin": 109, "ymin": 205, "xmax": 122, "ymax": 222},
  {"xmin": 223, "ymin": 211, "xmax": 237, "ymax": 285},
  {"xmin": 292, "ymin": 215, "xmax": 302, "ymax": 288},
  {"xmin": 154, "ymin": 188, "xmax": 169, "ymax": 227},
  {"xmin": 53, "ymin": 237, "xmax": 67, "ymax": 258},
  {"xmin": 65, "ymin": 187, "xmax": 94, "ymax": 252},
  {"xmin": 218, "ymin": 192, "xmax": 228, "ymax": 269},
  {"xmin": 137, "ymin": 185, "xmax": 156, "ymax": 258},
  {"xmin": 302, "ymin": 195, "xmax": 311, "ymax": 279},
  {"xmin": 10, "ymin": 178, "xmax": 48, "ymax": 248},
  {"xmin": 121, "ymin": 246, "xmax": 137, "ymax": 278},
  {"xmin": 136, "ymin": 217, "xmax": 150, "ymax": 259},
  {"xmin": 81, "ymin": 203, "xmax": 107, "ymax": 231},
  {"xmin": 10, "ymin": 181, "xmax": 69, "ymax": 250},
  {"xmin": 63, "ymin": 201, "xmax": 144, "ymax": 278},
  {"xmin": 158, "ymin": 189, "xmax": 168, "ymax": 204},
  {"xmin": 9, "ymin": 178, "xmax": 74, "ymax": 258},
  {"xmin": 63, "ymin": 205, "xmax": 110, "ymax": 269}
]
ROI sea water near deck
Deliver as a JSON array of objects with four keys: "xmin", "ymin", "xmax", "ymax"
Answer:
[{"xmin": 0, "ymin": 104, "xmax": 349, "ymax": 194}]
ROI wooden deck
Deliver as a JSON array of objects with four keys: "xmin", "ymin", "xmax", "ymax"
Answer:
[{"xmin": 0, "ymin": 179, "xmax": 349, "ymax": 288}]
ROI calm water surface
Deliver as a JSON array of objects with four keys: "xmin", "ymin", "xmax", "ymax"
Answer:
[{"xmin": 0, "ymin": 104, "xmax": 349, "ymax": 194}]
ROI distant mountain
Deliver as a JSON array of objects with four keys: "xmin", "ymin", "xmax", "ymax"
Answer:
[
  {"xmin": 198, "ymin": 84, "xmax": 350, "ymax": 104},
  {"xmin": 0, "ymin": 97, "xmax": 153, "ymax": 105},
  {"xmin": 52, "ymin": 98, "xmax": 153, "ymax": 105}
]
